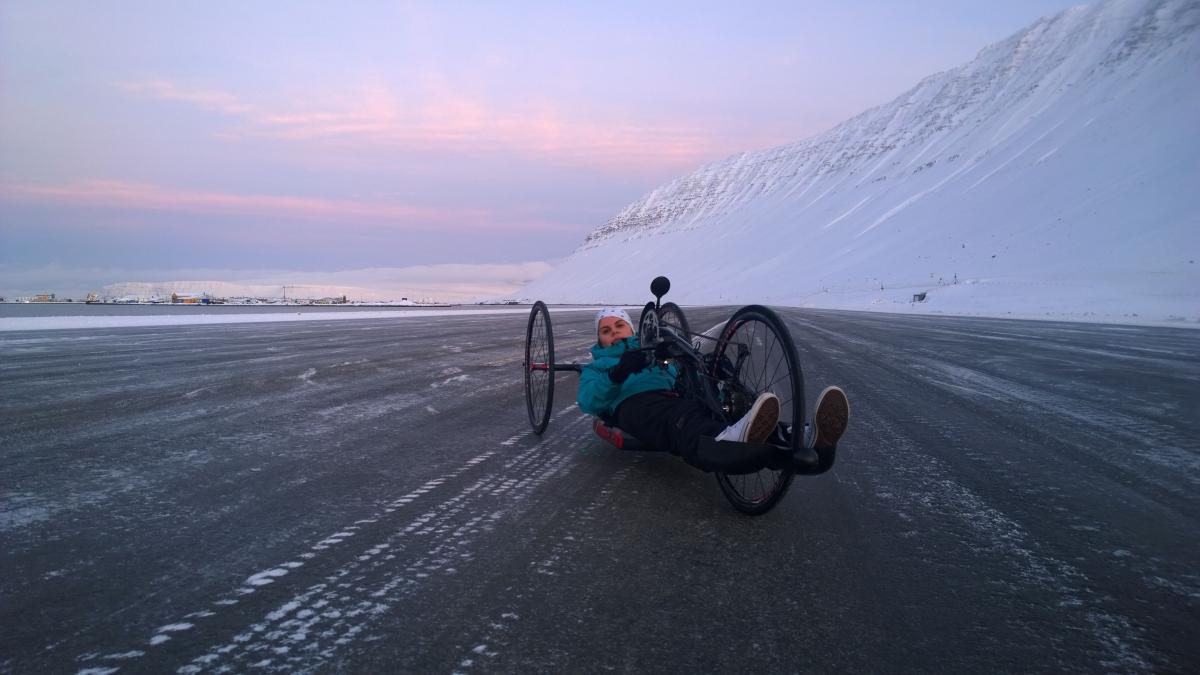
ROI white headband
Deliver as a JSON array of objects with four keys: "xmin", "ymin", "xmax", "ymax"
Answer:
[{"xmin": 594, "ymin": 307, "xmax": 633, "ymax": 336}]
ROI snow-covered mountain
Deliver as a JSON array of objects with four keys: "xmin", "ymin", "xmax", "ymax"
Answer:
[{"xmin": 522, "ymin": 0, "xmax": 1200, "ymax": 324}]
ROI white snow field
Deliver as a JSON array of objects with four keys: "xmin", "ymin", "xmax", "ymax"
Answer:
[{"xmin": 520, "ymin": 0, "xmax": 1200, "ymax": 325}]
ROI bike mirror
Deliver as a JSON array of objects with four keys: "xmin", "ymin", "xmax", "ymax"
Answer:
[{"xmin": 650, "ymin": 276, "xmax": 670, "ymax": 300}]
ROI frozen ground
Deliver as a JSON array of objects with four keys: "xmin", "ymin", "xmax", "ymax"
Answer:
[
  {"xmin": 1, "ymin": 308, "xmax": 1197, "ymax": 673},
  {"xmin": 0, "ymin": 306, "xmax": 598, "ymax": 332}
]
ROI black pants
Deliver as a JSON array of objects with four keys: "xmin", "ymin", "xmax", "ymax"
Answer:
[{"xmin": 614, "ymin": 391, "xmax": 725, "ymax": 467}]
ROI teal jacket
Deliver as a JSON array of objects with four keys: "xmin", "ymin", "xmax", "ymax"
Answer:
[{"xmin": 577, "ymin": 336, "xmax": 677, "ymax": 418}]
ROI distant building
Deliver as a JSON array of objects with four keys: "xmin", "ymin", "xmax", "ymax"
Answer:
[{"xmin": 33, "ymin": 293, "xmax": 56, "ymax": 302}]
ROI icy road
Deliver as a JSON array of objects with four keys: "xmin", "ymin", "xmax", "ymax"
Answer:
[{"xmin": 1, "ymin": 309, "xmax": 1197, "ymax": 673}]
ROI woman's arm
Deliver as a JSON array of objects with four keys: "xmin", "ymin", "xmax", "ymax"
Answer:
[{"xmin": 577, "ymin": 363, "xmax": 621, "ymax": 416}]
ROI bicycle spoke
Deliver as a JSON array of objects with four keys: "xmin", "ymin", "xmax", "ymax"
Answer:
[{"xmin": 758, "ymin": 324, "xmax": 776, "ymax": 389}]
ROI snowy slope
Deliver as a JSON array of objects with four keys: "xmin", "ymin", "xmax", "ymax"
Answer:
[{"xmin": 521, "ymin": 0, "xmax": 1200, "ymax": 324}]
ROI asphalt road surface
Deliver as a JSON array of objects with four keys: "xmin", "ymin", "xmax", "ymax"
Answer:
[{"xmin": 2, "ymin": 308, "xmax": 1197, "ymax": 674}]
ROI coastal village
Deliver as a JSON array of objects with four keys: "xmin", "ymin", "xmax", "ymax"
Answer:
[{"xmin": 3, "ymin": 292, "xmax": 440, "ymax": 306}]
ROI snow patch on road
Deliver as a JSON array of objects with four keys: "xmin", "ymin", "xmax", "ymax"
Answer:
[
  {"xmin": 432, "ymin": 373, "xmax": 471, "ymax": 388},
  {"xmin": 246, "ymin": 568, "xmax": 291, "ymax": 586},
  {"xmin": 0, "ymin": 494, "xmax": 51, "ymax": 530},
  {"xmin": 101, "ymin": 651, "xmax": 144, "ymax": 660}
]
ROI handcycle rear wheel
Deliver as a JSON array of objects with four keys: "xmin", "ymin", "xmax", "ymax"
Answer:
[
  {"xmin": 712, "ymin": 305, "xmax": 805, "ymax": 515},
  {"xmin": 659, "ymin": 302, "xmax": 690, "ymax": 338},
  {"xmin": 524, "ymin": 301, "xmax": 555, "ymax": 434}
]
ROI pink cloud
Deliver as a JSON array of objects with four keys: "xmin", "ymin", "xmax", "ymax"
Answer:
[
  {"xmin": 117, "ymin": 80, "xmax": 259, "ymax": 116},
  {"xmin": 116, "ymin": 79, "xmax": 737, "ymax": 174},
  {"xmin": 0, "ymin": 179, "xmax": 572, "ymax": 231}
]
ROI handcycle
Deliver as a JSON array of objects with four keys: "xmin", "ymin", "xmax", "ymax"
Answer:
[{"xmin": 522, "ymin": 277, "xmax": 837, "ymax": 515}]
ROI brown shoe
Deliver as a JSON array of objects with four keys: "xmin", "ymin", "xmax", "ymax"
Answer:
[
  {"xmin": 747, "ymin": 393, "xmax": 781, "ymax": 445},
  {"xmin": 811, "ymin": 386, "xmax": 849, "ymax": 449},
  {"xmin": 716, "ymin": 393, "xmax": 780, "ymax": 445}
]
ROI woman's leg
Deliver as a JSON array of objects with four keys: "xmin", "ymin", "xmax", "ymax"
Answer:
[
  {"xmin": 614, "ymin": 391, "xmax": 723, "ymax": 460},
  {"xmin": 615, "ymin": 391, "xmax": 785, "ymax": 473}
]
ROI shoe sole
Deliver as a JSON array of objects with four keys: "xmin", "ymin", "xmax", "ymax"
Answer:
[
  {"xmin": 747, "ymin": 395, "xmax": 780, "ymax": 445},
  {"xmin": 814, "ymin": 386, "xmax": 849, "ymax": 448}
]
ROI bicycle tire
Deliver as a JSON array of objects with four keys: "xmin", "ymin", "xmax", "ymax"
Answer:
[
  {"xmin": 524, "ymin": 301, "xmax": 555, "ymax": 434},
  {"xmin": 659, "ymin": 301, "xmax": 691, "ymax": 337},
  {"xmin": 711, "ymin": 305, "xmax": 805, "ymax": 515}
]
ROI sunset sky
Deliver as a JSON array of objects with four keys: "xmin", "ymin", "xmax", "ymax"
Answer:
[{"xmin": 1, "ymin": 0, "xmax": 1082, "ymax": 296}]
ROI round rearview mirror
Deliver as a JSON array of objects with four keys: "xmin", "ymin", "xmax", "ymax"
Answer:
[{"xmin": 650, "ymin": 276, "xmax": 670, "ymax": 298}]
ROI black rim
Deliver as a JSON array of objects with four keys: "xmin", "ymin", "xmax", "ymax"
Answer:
[
  {"xmin": 712, "ymin": 305, "xmax": 804, "ymax": 515},
  {"xmin": 524, "ymin": 301, "xmax": 554, "ymax": 434},
  {"xmin": 659, "ymin": 302, "xmax": 690, "ymax": 337}
]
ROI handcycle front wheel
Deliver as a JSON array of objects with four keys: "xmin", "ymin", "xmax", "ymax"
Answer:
[
  {"xmin": 639, "ymin": 301, "xmax": 690, "ymax": 342},
  {"xmin": 524, "ymin": 301, "xmax": 555, "ymax": 434},
  {"xmin": 638, "ymin": 302, "xmax": 658, "ymax": 342},
  {"xmin": 712, "ymin": 305, "xmax": 805, "ymax": 516}
]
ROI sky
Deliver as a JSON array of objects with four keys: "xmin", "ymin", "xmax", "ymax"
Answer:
[{"xmin": 0, "ymin": 0, "xmax": 1086, "ymax": 297}]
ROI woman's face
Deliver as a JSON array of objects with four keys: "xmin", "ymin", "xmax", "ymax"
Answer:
[{"xmin": 598, "ymin": 315, "xmax": 634, "ymax": 347}]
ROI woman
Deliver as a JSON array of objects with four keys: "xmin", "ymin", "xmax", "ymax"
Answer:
[{"xmin": 577, "ymin": 307, "xmax": 849, "ymax": 473}]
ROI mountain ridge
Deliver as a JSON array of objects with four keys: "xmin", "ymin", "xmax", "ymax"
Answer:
[{"xmin": 522, "ymin": 0, "xmax": 1199, "ymax": 323}]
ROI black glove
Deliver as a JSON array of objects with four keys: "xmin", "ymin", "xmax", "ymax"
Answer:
[
  {"xmin": 653, "ymin": 341, "xmax": 673, "ymax": 361},
  {"xmin": 608, "ymin": 348, "xmax": 651, "ymax": 384}
]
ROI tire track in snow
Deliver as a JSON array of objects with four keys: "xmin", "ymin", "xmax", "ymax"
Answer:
[
  {"xmin": 452, "ymin": 445, "xmax": 637, "ymax": 674},
  {"xmin": 73, "ymin": 406, "xmax": 588, "ymax": 674},
  {"xmin": 855, "ymin": 405, "xmax": 1160, "ymax": 672},
  {"xmin": 909, "ymin": 358, "xmax": 1200, "ymax": 481},
  {"xmin": 179, "ymin": 415, "xmax": 587, "ymax": 673}
]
